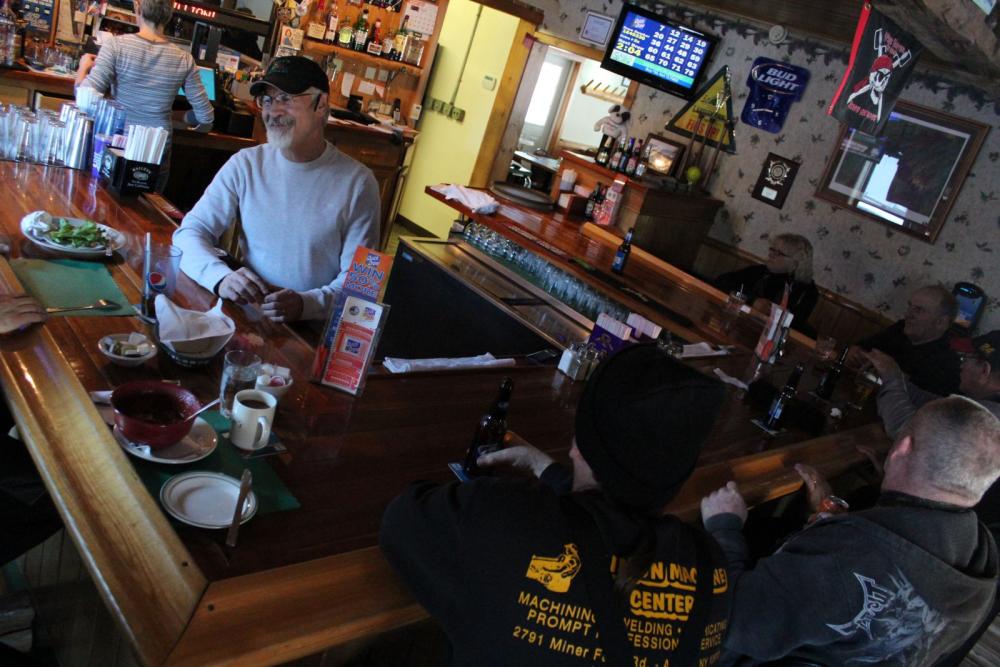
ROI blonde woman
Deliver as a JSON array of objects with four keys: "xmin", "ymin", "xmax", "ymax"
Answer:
[{"xmin": 714, "ymin": 233, "xmax": 819, "ymax": 333}]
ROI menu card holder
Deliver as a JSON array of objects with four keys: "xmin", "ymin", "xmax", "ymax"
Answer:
[
  {"xmin": 311, "ymin": 247, "xmax": 395, "ymax": 396},
  {"xmin": 100, "ymin": 147, "xmax": 160, "ymax": 197}
]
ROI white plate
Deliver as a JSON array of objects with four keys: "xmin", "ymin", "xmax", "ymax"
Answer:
[
  {"xmin": 160, "ymin": 471, "xmax": 258, "ymax": 529},
  {"xmin": 21, "ymin": 217, "xmax": 126, "ymax": 257},
  {"xmin": 114, "ymin": 417, "xmax": 217, "ymax": 465}
]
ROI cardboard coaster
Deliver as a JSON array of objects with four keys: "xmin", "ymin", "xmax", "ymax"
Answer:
[
  {"xmin": 223, "ymin": 431, "xmax": 288, "ymax": 459},
  {"xmin": 750, "ymin": 417, "xmax": 784, "ymax": 436}
]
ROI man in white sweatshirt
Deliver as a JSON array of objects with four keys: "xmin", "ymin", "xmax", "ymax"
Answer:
[{"xmin": 174, "ymin": 56, "xmax": 379, "ymax": 322}]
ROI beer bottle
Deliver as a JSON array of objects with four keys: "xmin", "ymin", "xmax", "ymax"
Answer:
[
  {"xmin": 609, "ymin": 138, "xmax": 625, "ymax": 172},
  {"xmin": 634, "ymin": 140, "xmax": 651, "ymax": 178},
  {"xmin": 625, "ymin": 139, "xmax": 643, "ymax": 177},
  {"xmin": 764, "ymin": 363, "xmax": 805, "ymax": 429},
  {"xmin": 815, "ymin": 346, "xmax": 850, "ymax": 399},
  {"xmin": 585, "ymin": 183, "xmax": 602, "ymax": 219},
  {"xmin": 611, "ymin": 227, "xmax": 633, "ymax": 274},
  {"xmin": 462, "ymin": 377, "xmax": 514, "ymax": 477},
  {"xmin": 618, "ymin": 137, "xmax": 635, "ymax": 173}
]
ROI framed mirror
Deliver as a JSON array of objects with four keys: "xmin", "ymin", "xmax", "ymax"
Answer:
[
  {"xmin": 814, "ymin": 100, "xmax": 989, "ymax": 243},
  {"xmin": 644, "ymin": 133, "xmax": 685, "ymax": 177}
]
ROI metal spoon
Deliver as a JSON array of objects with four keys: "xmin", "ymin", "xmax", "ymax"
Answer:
[
  {"xmin": 190, "ymin": 398, "xmax": 221, "ymax": 420},
  {"xmin": 45, "ymin": 298, "xmax": 121, "ymax": 314}
]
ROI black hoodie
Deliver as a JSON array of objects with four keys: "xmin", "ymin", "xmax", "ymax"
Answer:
[
  {"xmin": 707, "ymin": 492, "xmax": 999, "ymax": 666},
  {"xmin": 381, "ymin": 477, "xmax": 732, "ymax": 666}
]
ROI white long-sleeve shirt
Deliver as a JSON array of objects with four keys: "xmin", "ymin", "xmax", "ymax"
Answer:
[{"xmin": 173, "ymin": 142, "xmax": 380, "ymax": 320}]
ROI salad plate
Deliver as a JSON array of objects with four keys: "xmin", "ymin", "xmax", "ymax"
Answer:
[{"xmin": 21, "ymin": 216, "xmax": 126, "ymax": 257}]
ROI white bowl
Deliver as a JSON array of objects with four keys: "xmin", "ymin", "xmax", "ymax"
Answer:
[
  {"xmin": 255, "ymin": 374, "xmax": 293, "ymax": 401},
  {"xmin": 98, "ymin": 333, "xmax": 157, "ymax": 367}
]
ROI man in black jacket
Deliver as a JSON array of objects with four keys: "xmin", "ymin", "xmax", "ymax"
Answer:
[
  {"xmin": 380, "ymin": 346, "xmax": 733, "ymax": 666},
  {"xmin": 853, "ymin": 285, "xmax": 961, "ymax": 395},
  {"xmin": 701, "ymin": 396, "xmax": 1000, "ymax": 666}
]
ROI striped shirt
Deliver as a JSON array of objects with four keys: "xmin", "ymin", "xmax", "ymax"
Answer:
[{"xmin": 82, "ymin": 34, "xmax": 214, "ymax": 132}]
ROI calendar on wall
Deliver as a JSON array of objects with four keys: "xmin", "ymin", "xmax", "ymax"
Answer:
[{"xmin": 402, "ymin": 0, "xmax": 438, "ymax": 36}]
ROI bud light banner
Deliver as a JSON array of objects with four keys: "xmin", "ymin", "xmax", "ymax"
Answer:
[
  {"xmin": 740, "ymin": 57, "xmax": 810, "ymax": 134},
  {"xmin": 827, "ymin": 2, "xmax": 924, "ymax": 136}
]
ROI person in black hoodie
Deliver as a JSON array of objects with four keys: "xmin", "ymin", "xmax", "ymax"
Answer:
[
  {"xmin": 713, "ymin": 233, "xmax": 819, "ymax": 334},
  {"xmin": 380, "ymin": 345, "xmax": 733, "ymax": 667},
  {"xmin": 701, "ymin": 396, "xmax": 1000, "ymax": 666}
]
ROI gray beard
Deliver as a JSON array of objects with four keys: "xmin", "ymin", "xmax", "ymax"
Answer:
[{"xmin": 266, "ymin": 125, "xmax": 294, "ymax": 149}]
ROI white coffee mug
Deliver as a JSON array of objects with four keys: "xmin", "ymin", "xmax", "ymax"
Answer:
[{"xmin": 230, "ymin": 389, "xmax": 276, "ymax": 451}]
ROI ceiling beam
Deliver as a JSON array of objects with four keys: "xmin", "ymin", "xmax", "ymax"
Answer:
[{"xmin": 872, "ymin": 0, "xmax": 1000, "ymax": 98}]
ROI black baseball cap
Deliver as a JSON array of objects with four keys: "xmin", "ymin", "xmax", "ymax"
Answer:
[
  {"xmin": 575, "ymin": 344, "xmax": 726, "ymax": 510},
  {"xmin": 250, "ymin": 56, "xmax": 329, "ymax": 97}
]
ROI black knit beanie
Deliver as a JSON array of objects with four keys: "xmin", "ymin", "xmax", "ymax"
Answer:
[{"xmin": 574, "ymin": 344, "xmax": 726, "ymax": 510}]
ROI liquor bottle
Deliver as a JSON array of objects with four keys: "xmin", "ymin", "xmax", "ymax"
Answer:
[
  {"xmin": 392, "ymin": 98, "xmax": 401, "ymax": 123},
  {"xmin": 625, "ymin": 139, "xmax": 643, "ymax": 177},
  {"xmin": 0, "ymin": 0, "xmax": 18, "ymax": 67},
  {"xmin": 462, "ymin": 377, "xmax": 514, "ymax": 477},
  {"xmin": 585, "ymin": 183, "xmax": 602, "ymax": 220},
  {"xmin": 322, "ymin": 4, "xmax": 339, "ymax": 43},
  {"xmin": 764, "ymin": 363, "xmax": 805, "ymax": 430},
  {"xmin": 611, "ymin": 227, "xmax": 633, "ymax": 274},
  {"xmin": 634, "ymin": 140, "xmax": 651, "ymax": 179},
  {"xmin": 392, "ymin": 15, "xmax": 409, "ymax": 61},
  {"xmin": 365, "ymin": 18, "xmax": 382, "ymax": 55},
  {"xmin": 815, "ymin": 346, "xmax": 850, "ymax": 399},
  {"xmin": 609, "ymin": 138, "xmax": 625, "ymax": 173},
  {"xmin": 337, "ymin": 19, "xmax": 354, "ymax": 49},
  {"xmin": 353, "ymin": 8, "xmax": 369, "ymax": 51},
  {"xmin": 617, "ymin": 137, "xmax": 635, "ymax": 173}
]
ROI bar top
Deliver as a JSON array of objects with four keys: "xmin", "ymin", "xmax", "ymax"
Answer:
[{"xmin": 0, "ymin": 165, "xmax": 888, "ymax": 664}]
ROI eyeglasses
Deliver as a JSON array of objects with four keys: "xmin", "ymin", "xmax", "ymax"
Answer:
[
  {"xmin": 254, "ymin": 92, "xmax": 317, "ymax": 109},
  {"xmin": 768, "ymin": 246, "xmax": 789, "ymax": 258}
]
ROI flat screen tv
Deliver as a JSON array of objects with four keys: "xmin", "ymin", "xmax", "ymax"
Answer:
[{"xmin": 601, "ymin": 3, "xmax": 718, "ymax": 100}]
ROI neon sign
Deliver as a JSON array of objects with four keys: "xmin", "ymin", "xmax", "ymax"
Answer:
[{"xmin": 172, "ymin": 2, "xmax": 217, "ymax": 19}]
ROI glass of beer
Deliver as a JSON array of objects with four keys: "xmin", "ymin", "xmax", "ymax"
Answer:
[
  {"xmin": 721, "ymin": 289, "xmax": 747, "ymax": 332},
  {"xmin": 848, "ymin": 370, "xmax": 881, "ymax": 410}
]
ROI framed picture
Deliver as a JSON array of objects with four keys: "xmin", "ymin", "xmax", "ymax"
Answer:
[
  {"xmin": 815, "ymin": 99, "xmax": 989, "ymax": 243},
  {"xmin": 580, "ymin": 11, "xmax": 615, "ymax": 46},
  {"xmin": 644, "ymin": 134, "xmax": 685, "ymax": 177}
]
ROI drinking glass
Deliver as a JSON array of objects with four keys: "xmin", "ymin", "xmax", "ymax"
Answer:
[
  {"xmin": 721, "ymin": 289, "xmax": 747, "ymax": 332},
  {"xmin": 220, "ymin": 350, "xmax": 262, "ymax": 418},
  {"xmin": 815, "ymin": 335, "xmax": 837, "ymax": 363},
  {"xmin": 43, "ymin": 120, "xmax": 65, "ymax": 165},
  {"xmin": 847, "ymin": 370, "xmax": 881, "ymax": 411}
]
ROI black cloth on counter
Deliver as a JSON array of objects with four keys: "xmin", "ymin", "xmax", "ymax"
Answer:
[
  {"xmin": 860, "ymin": 320, "xmax": 961, "ymax": 396},
  {"xmin": 706, "ymin": 491, "xmax": 999, "ymax": 666},
  {"xmin": 714, "ymin": 265, "xmax": 819, "ymax": 335},
  {"xmin": 380, "ymin": 477, "xmax": 732, "ymax": 666}
]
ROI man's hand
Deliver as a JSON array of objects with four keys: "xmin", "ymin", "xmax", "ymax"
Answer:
[
  {"xmin": 862, "ymin": 349, "xmax": 902, "ymax": 383},
  {"xmin": 794, "ymin": 463, "xmax": 833, "ymax": 513},
  {"xmin": 0, "ymin": 295, "xmax": 46, "ymax": 334},
  {"xmin": 701, "ymin": 481, "xmax": 748, "ymax": 526},
  {"xmin": 477, "ymin": 431, "xmax": 554, "ymax": 478},
  {"xmin": 261, "ymin": 289, "xmax": 304, "ymax": 323},
  {"xmin": 217, "ymin": 268, "xmax": 269, "ymax": 305}
]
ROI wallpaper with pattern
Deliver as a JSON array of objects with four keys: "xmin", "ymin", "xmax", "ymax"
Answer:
[{"xmin": 520, "ymin": 0, "xmax": 1000, "ymax": 331}]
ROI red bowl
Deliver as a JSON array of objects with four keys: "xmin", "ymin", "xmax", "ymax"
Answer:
[{"xmin": 111, "ymin": 381, "xmax": 201, "ymax": 449}]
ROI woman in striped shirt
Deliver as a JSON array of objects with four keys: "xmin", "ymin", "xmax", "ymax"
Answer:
[{"xmin": 76, "ymin": 0, "xmax": 214, "ymax": 192}]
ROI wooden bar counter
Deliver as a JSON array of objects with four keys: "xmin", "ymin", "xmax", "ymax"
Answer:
[{"xmin": 0, "ymin": 164, "xmax": 887, "ymax": 665}]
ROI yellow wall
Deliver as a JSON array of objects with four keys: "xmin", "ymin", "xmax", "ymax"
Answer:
[{"xmin": 397, "ymin": 0, "xmax": 520, "ymax": 238}]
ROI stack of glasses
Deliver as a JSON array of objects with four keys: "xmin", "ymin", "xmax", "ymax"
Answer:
[
  {"xmin": 462, "ymin": 221, "xmax": 630, "ymax": 323},
  {"xmin": 0, "ymin": 104, "xmax": 69, "ymax": 165}
]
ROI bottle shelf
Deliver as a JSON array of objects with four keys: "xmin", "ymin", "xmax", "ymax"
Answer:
[{"xmin": 303, "ymin": 37, "xmax": 422, "ymax": 73}]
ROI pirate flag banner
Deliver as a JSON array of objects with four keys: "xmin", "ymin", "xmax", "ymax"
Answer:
[{"xmin": 827, "ymin": 2, "xmax": 924, "ymax": 135}]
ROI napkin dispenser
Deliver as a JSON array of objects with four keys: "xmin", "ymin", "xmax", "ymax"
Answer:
[{"xmin": 100, "ymin": 147, "xmax": 160, "ymax": 197}]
